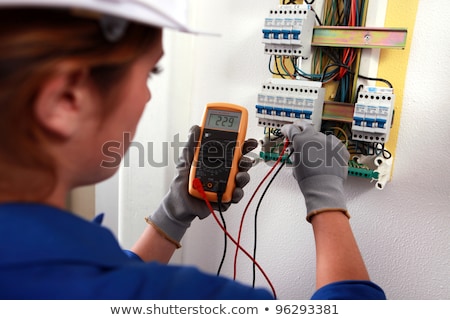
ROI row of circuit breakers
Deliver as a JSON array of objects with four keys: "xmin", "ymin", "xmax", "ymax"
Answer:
[
  {"xmin": 255, "ymin": 79, "xmax": 395, "ymax": 144},
  {"xmin": 255, "ymin": 4, "xmax": 395, "ymax": 149}
]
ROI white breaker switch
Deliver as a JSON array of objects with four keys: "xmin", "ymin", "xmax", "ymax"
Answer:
[
  {"xmin": 255, "ymin": 78, "xmax": 325, "ymax": 131},
  {"xmin": 351, "ymin": 86, "xmax": 395, "ymax": 143},
  {"xmin": 262, "ymin": 4, "xmax": 315, "ymax": 58}
]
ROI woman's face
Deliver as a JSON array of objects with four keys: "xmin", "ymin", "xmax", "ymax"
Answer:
[{"xmin": 73, "ymin": 29, "xmax": 164, "ymax": 186}]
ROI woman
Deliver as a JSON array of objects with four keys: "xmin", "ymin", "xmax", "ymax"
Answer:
[{"xmin": 0, "ymin": 0, "xmax": 385, "ymax": 299}]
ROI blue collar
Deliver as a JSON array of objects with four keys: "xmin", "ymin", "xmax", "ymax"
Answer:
[{"xmin": 0, "ymin": 203, "xmax": 129, "ymax": 267}]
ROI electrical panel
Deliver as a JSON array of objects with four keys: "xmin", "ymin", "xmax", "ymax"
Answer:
[
  {"xmin": 351, "ymin": 86, "xmax": 395, "ymax": 144},
  {"xmin": 254, "ymin": 0, "xmax": 407, "ymax": 190},
  {"xmin": 262, "ymin": 4, "xmax": 315, "ymax": 57},
  {"xmin": 255, "ymin": 78, "xmax": 325, "ymax": 131}
]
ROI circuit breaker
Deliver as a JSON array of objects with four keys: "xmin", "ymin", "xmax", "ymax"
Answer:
[
  {"xmin": 255, "ymin": 78, "xmax": 325, "ymax": 131},
  {"xmin": 262, "ymin": 4, "xmax": 315, "ymax": 57},
  {"xmin": 351, "ymin": 86, "xmax": 395, "ymax": 144}
]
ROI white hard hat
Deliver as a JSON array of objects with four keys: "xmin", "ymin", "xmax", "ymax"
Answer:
[{"xmin": 0, "ymin": 0, "xmax": 204, "ymax": 35}]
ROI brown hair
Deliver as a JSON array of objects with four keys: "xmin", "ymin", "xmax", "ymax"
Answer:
[{"xmin": 0, "ymin": 8, "xmax": 161, "ymax": 201}]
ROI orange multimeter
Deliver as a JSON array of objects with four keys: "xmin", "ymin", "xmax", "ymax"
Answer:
[{"xmin": 189, "ymin": 102, "xmax": 249, "ymax": 203}]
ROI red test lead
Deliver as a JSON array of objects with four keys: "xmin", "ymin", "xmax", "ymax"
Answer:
[{"xmin": 192, "ymin": 178, "xmax": 277, "ymax": 299}]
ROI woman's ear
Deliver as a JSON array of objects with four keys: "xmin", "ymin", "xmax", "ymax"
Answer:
[{"xmin": 33, "ymin": 63, "xmax": 90, "ymax": 139}]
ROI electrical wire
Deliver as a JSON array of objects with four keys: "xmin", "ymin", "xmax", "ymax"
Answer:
[
  {"xmin": 375, "ymin": 143, "xmax": 392, "ymax": 159},
  {"xmin": 347, "ymin": 141, "xmax": 392, "ymax": 159},
  {"xmin": 281, "ymin": 56, "xmax": 296, "ymax": 79},
  {"xmin": 252, "ymin": 150, "xmax": 292, "ymax": 287},
  {"xmin": 319, "ymin": 63, "xmax": 393, "ymax": 93},
  {"xmin": 312, "ymin": 8, "xmax": 323, "ymax": 26},
  {"xmin": 192, "ymin": 178, "xmax": 277, "ymax": 299},
  {"xmin": 310, "ymin": 0, "xmax": 369, "ymax": 103},
  {"xmin": 233, "ymin": 140, "xmax": 290, "ymax": 282},
  {"xmin": 216, "ymin": 194, "xmax": 227, "ymax": 276},
  {"xmin": 329, "ymin": 126, "xmax": 349, "ymax": 145},
  {"xmin": 274, "ymin": 56, "xmax": 287, "ymax": 79},
  {"xmin": 269, "ymin": 55, "xmax": 286, "ymax": 79},
  {"xmin": 358, "ymin": 74, "xmax": 393, "ymax": 88}
]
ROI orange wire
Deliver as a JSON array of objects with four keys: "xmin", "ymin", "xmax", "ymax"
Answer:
[{"xmin": 282, "ymin": 57, "xmax": 296, "ymax": 80}]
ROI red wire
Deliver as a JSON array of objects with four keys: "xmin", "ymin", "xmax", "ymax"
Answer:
[
  {"xmin": 338, "ymin": 0, "xmax": 357, "ymax": 79},
  {"xmin": 233, "ymin": 139, "xmax": 290, "ymax": 281},
  {"xmin": 192, "ymin": 178, "xmax": 277, "ymax": 299}
]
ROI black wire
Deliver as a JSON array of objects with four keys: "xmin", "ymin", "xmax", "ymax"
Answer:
[
  {"xmin": 216, "ymin": 193, "xmax": 227, "ymax": 276},
  {"xmin": 274, "ymin": 56, "xmax": 287, "ymax": 79},
  {"xmin": 271, "ymin": 129, "xmax": 283, "ymax": 138},
  {"xmin": 342, "ymin": 0, "xmax": 351, "ymax": 25},
  {"xmin": 319, "ymin": 59, "xmax": 393, "ymax": 91},
  {"xmin": 335, "ymin": 71, "xmax": 355, "ymax": 102},
  {"xmin": 375, "ymin": 143, "xmax": 392, "ymax": 159},
  {"xmin": 311, "ymin": 7, "xmax": 323, "ymax": 26},
  {"xmin": 252, "ymin": 151, "xmax": 292, "ymax": 287},
  {"xmin": 268, "ymin": 55, "xmax": 278, "ymax": 77},
  {"xmin": 322, "ymin": 47, "xmax": 341, "ymax": 65},
  {"xmin": 320, "ymin": 62, "xmax": 350, "ymax": 82},
  {"xmin": 282, "ymin": 1, "xmax": 321, "ymax": 28},
  {"xmin": 348, "ymin": 141, "xmax": 392, "ymax": 159},
  {"xmin": 289, "ymin": 56, "xmax": 317, "ymax": 81},
  {"xmin": 354, "ymin": 84, "xmax": 364, "ymax": 103},
  {"xmin": 268, "ymin": 55, "xmax": 285, "ymax": 78},
  {"xmin": 358, "ymin": 74, "xmax": 393, "ymax": 88}
]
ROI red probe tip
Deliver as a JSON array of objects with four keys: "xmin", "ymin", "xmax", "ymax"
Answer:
[{"xmin": 193, "ymin": 178, "xmax": 203, "ymax": 191}]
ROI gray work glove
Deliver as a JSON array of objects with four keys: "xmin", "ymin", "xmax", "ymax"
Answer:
[
  {"xmin": 281, "ymin": 121, "xmax": 350, "ymax": 223},
  {"xmin": 146, "ymin": 125, "xmax": 258, "ymax": 247}
]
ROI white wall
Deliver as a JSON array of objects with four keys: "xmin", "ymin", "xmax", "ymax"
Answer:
[{"xmin": 98, "ymin": 0, "xmax": 450, "ymax": 299}]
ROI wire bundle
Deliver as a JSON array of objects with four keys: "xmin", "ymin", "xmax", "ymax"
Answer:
[
  {"xmin": 271, "ymin": 0, "xmax": 390, "ymax": 104},
  {"xmin": 272, "ymin": 0, "xmax": 394, "ymax": 160}
]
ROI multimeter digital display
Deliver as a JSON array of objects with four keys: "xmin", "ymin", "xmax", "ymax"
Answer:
[
  {"xmin": 205, "ymin": 110, "xmax": 241, "ymax": 131},
  {"xmin": 189, "ymin": 103, "xmax": 248, "ymax": 203}
]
